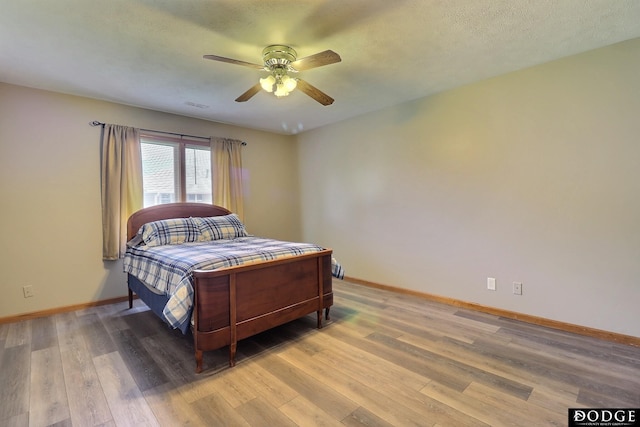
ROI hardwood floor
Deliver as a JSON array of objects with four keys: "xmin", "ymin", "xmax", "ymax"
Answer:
[{"xmin": 1, "ymin": 280, "xmax": 638, "ymax": 426}]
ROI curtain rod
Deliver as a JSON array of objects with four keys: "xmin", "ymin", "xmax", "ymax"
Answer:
[{"xmin": 89, "ymin": 120, "xmax": 247, "ymax": 145}]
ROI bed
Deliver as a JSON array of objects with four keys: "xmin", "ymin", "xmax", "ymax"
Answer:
[{"xmin": 123, "ymin": 202, "xmax": 342, "ymax": 373}]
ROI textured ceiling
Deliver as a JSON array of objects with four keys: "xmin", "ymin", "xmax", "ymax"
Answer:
[{"xmin": 2, "ymin": 0, "xmax": 640, "ymax": 135}]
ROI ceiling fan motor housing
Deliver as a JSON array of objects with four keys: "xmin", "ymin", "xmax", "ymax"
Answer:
[{"xmin": 262, "ymin": 45, "xmax": 297, "ymax": 71}]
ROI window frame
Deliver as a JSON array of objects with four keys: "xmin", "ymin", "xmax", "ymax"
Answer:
[{"xmin": 139, "ymin": 132, "xmax": 212, "ymax": 207}]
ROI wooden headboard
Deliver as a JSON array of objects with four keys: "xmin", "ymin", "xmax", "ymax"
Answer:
[{"xmin": 127, "ymin": 203, "xmax": 232, "ymax": 240}]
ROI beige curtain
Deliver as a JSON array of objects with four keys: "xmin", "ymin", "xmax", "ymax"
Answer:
[
  {"xmin": 211, "ymin": 137, "xmax": 245, "ymax": 221},
  {"xmin": 101, "ymin": 124, "xmax": 142, "ymax": 260}
]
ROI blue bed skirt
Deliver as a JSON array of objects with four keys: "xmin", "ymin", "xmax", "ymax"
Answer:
[{"xmin": 127, "ymin": 274, "xmax": 191, "ymax": 334}]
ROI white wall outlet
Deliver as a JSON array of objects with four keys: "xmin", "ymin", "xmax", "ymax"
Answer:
[
  {"xmin": 487, "ymin": 277, "xmax": 496, "ymax": 291},
  {"xmin": 513, "ymin": 282, "xmax": 523, "ymax": 295},
  {"xmin": 23, "ymin": 285, "xmax": 34, "ymax": 298}
]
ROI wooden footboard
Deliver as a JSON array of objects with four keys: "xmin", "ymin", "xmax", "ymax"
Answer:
[{"xmin": 191, "ymin": 249, "xmax": 333, "ymax": 373}]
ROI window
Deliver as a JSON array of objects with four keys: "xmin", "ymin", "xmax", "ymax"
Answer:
[{"xmin": 140, "ymin": 134, "xmax": 212, "ymax": 207}]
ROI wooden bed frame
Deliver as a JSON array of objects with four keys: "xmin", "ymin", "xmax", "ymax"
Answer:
[{"xmin": 126, "ymin": 202, "xmax": 333, "ymax": 373}]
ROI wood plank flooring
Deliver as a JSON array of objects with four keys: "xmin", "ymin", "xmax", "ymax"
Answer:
[{"xmin": 1, "ymin": 280, "xmax": 638, "ymax": 426}]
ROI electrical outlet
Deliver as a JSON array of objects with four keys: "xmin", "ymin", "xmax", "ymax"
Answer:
[
  {"xmin": 487, "ymin": 277, "xmax": 496, "ymax": 291},
  {"xmin": 23, "ymin": 285, "xmax": 34, "ymax": 298},
  {"xmin": 513, "ymin": 282, "xmax": 523, "ymax": 295}
]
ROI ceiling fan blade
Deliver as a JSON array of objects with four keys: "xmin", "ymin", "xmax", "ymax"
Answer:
[
  {"xmin": 296, "ymin": 79, "xmax": 334, "ymax": 106},
  {"xmin": 291, "ymin": 50, "xmax": 341, "ymax": 71},
  {"xmin": 235, "ymin": 83, "xmax": 262, "ymax": 102},
  {"xmin": 203, "ymin": 54, "xmax": 264, "ymax": 70}
]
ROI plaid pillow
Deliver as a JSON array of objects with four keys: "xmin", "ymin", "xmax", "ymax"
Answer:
[
  {"xmin": 139, "ymin": 217, "xmax": 201, "ymax": 247},
  {"xmin": 193, "ymin": 214, "xmax": 248, "ymax": 241}
]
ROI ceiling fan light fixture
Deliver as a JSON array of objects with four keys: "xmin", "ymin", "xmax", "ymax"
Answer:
[
  {"xmin": 274, "ymin": 84, "xmax": 289, "ymax": 97},
  {"xmin": 281, "ymin": 75, "xmax": 297, "ymax": 92},
  {"xmin": 261, "ymin": 69, "xmax": 297, "ymax": 97},
  {"xmin": 259, "ymin": 75, "xmax": 275, "ymax": 92}
]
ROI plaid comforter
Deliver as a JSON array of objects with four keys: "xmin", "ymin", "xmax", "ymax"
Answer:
[{"xmin": 123, "ymin": 237, "xmax": 344, "ymax": 332}]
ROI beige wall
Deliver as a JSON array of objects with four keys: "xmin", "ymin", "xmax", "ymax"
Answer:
[
  {"xmin": 2, "ymin": 38, "xmax": 639, "ymax": 338},
  {"xmin": 0, "ymin": 83, "xmax": 298, "ymax": 318},
  {"xmin": 297, "ymin": 38, "xmax": 640, "ymax": 337}
]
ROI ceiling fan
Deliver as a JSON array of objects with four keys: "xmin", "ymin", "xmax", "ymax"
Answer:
[{"xmin": 203, "ymin": 45, "xmax": 341, "ymax": 106}]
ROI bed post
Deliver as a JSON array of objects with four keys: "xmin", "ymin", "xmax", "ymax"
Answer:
[
  {"xmin": 195, "ymin": 350, "xmax": 204, "ymax": 373},
  {"xmin": 316, "ymin": 256, "xmax": 324, "ymax": 329},
  {"xmin": 192, "ymin": 280, "xmax": 203, "ymax": 373},
  {"xmin": 229, "ymin": 273, "xmax": 238, "ymax": 367}
]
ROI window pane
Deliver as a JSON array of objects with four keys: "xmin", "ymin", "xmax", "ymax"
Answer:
[
  {"xmin": 185, "ymin": 145, "xmax": 212, "ymax": 204},
  {"xmin": 141, "ymin": 142, "xmax": 178, "ymax": 207}
]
